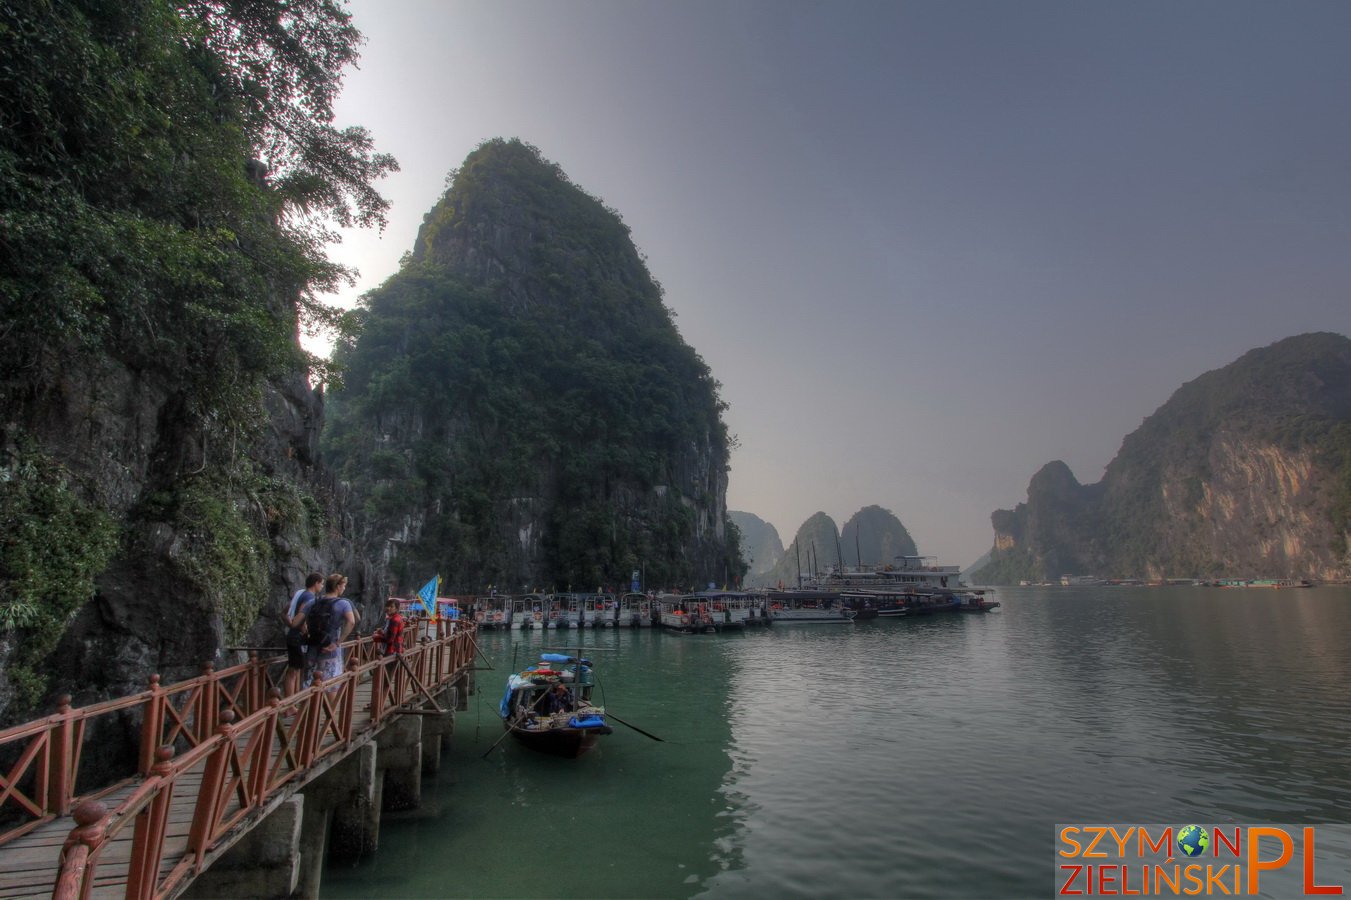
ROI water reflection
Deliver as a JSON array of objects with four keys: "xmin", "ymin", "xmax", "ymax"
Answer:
[
  {"xmin": 322, "ymin": 589, "xmax": 1351, "ymax": 899},
  {"xmin": 322, "ymin": 627, "xmax": 745, "ymax": 898}
]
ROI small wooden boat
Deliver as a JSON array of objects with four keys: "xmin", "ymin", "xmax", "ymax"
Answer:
[
  {"xmin": 498, "ymin": 653, "xmax": 612, "ymax": 757},
  {"xmin": 957, "ymin": 590, "xmax": 1000, "ymax": 611}
]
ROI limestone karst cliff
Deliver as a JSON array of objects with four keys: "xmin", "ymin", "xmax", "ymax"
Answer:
[
  {"xmin": 0, "ymin": 0, "xmax": 393, "ymax": 724},
  {"xmin": 747, "ymin": 505, "xmax": 918, "ymax": 588},
  {"xmin": 323, "ymin": 139, "xmax": 743, "ymax": 592},
  {"xmin": 973, "ymin": 333, "xmax": 1351, "ymax": 583},
  {"xmin": 729, "ymin": 511, "xmax": 784, "ymax": 580}
]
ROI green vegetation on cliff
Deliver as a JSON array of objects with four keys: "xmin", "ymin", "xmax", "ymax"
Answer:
[
  {"xmin": 325, "ymin": 140, "xmax": 742, "ymax": 591},
  {"xmin": 0, "ymin": 0, "xmax": 393, "ymax": 709},
  {"xmin": 0, "ymin": 440, "xmax": 119, "ymax": 705}
]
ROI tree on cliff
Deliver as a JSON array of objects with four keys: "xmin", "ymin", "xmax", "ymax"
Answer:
[{"xmin": 0, "ymin": 0, "xmax": 394, "ymax": 709}]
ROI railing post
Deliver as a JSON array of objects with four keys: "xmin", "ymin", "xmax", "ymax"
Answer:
[
  {"xmin": 340, "ymin": 654, "xmax": 358, "ymax": 740},
  {"xmin": 126, "ymin": 746, "xmax": 175, "ymax": 900},
  {"xmin": 198, "ymin": 662, "xmax": 218, "ymax": 742},
  {"xmin": 370, "ymin": 653, "xmax": 386, "ymax": 721},
  {"xmin": 188, "ymin": 710, "xmax": 234, "ymax": 865},
  {"xmin": 45, "ymin": 695, "xmax": 74, "ymax": 816},
  {"xmin": 138, "ymin": 675, "xmax": 163, "ymax": 775},
  {"xmin": 248, "ymin": 651, "xmax": 265, "ymax": 712},
  {"xmin": 298, "ymin": 675, "xmax": 321, "ymax": 768},
  {"xmin": 52, "ymin": 800, "xmax": 108, "ymax": 900}
]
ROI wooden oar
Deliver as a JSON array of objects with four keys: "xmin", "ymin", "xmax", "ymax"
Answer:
[
  {"xmin": 604, "ymin": 711, "xmax": 664, "ymax": 742},
  {"xmin": 481, "ymin": 715, "xmax": 518, "ymax": 758}
]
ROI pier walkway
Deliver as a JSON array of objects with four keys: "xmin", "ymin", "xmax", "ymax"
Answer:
[{"xmin": 0, "ymin": 620, "xmax": 478, "ymax": 899}]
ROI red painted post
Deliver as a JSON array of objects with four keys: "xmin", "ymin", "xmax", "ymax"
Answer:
[
  {"xmin": 126, "ymin": 746, "xmax": 175, "ymax": 900},
  {"xmin": 139, "ymin": 675, "xmax": 163, "ymax": 775},
  {"xmin": 198, "ymin": 662, "xmax": 218, "ymax": 743},
  {"xmin": 52, "ymin": 799, "xmax": 108, "ymax": 900},
  {"xmin": 298, "ymin": 674, "xmax": 321, "ymax": 768},
  {"xmin": 248, "ymin": 650, "xmax": 264, "ymax": 712},
  {"xmin": 188, "ymin": 710, "xmax": 235, "ymax": 863},
  {"xmin": 45, "ymin": 694, "xmax": 74, "ymax": 816},
  {"xmin": 370, "ymin": 653, "xmax": 386, "ymax": 722}
]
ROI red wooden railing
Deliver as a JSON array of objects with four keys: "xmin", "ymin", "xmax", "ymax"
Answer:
[{"xmin": 0, "ymin": 618, "xmax": 475, "ymax": 900}]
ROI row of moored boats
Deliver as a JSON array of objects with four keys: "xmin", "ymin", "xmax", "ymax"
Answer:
[{"xmin": 460, "ymin": 556, "xmax": 998, "ymax": 635}]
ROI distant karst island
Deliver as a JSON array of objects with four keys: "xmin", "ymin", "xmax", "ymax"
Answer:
[{"xmin": 972, "ymin": 332, "xmax": 1351, "ymax": 585}]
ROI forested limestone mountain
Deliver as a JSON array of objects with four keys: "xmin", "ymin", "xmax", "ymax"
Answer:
[
  {"xmin": 747, "ymin": 506, "xmax": 919, "ymax": 588},
  {"xmin": 323, "ymin": 139, "xmax": 743, "ymax": 593},
  {"xmin": 841, "ymin": 505, "xmax": 919, "ymax": 568},
  {"xmin": 972, "ymin": 333, "xmax": 1351, "ymax": 583},
  {"xmin": 0, "ymin": 1, "xmax": 394, "ymax": 722},
  {"xmin": 753, "ymin": 512, "xmax": 841, "ymax": 589},
  {"xmin": 729, "ymin": 511, "xmax": 784, "ymax": 579}
]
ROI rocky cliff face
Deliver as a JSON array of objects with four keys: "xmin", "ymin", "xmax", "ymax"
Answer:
[
  {"xmin": 323, "ymin": 139, "xmax": 742, "ymax": 592},
  {"xmin": 0, "ymin": 349, "xmax": 368, "ymax": 723},
  {"xmin": 973, "ymin": 333, "xmax": 1351, "ymax": 583},
  {"xmin": 755, "ymin": 512, "xmax": 841, "ymax": 589},
  {"xmin": 729, "ymin": 511, "xmax": 784, "ymax": 580},
  {"xmin": 840, "ymin": 505, "xmax": 919, "ymax": 568}
]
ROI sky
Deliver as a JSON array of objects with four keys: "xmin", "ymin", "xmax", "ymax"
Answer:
[{"xmin": 317, "ymin": 0, "xmax": 1351, "ymax": 567}]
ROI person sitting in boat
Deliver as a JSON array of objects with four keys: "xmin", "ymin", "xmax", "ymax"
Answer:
[{"xmin": 537, "ymin": 681, "xmax": 575, "ymax": 714}]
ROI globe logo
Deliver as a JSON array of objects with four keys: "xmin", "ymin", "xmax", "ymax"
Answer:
[{"xmin": 1177, "ymin": 825, "xmax": 1209, "ymax": 858}]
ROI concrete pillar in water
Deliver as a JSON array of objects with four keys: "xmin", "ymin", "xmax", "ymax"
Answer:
[
  {"xmin": 295, "ymin": 801, "xmax": 333, "ymax": 900},
  {"xmin": 420, "ymin": 689, "xmax": 455, "ymax": 774},
  {"xmin": 377, "ymin": 714, "xmax": 423, "ymax": 811},
  {"xmin": 182, "ymin": 795, "xmax": 302, "ymax": 899},
  {"xmin": 322, "ymin": 742, "xmax": 380, "ymax": 857}
]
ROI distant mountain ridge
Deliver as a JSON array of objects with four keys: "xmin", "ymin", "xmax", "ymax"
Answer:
[
  {"xmin": 972, "ymin": 332, "xmax": 1351, "ymax": 583},
  {"xmin": 746, "ymin": 505, "xmax": 918, "ymax": 588}
]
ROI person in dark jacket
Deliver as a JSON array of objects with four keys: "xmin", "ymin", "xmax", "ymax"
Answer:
[{"xmin": 538, "ymin": 681, "xmax": 575, "ymax": 714}]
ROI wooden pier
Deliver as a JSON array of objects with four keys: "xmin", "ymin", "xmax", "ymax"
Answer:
[{"xmin": 0, "ymin": 620, "xmax": 478, "ymax": 899}]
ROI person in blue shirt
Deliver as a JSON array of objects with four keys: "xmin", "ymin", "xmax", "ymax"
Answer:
[{"xmin": 283, "ymin": 573, "xmax": 323, "ymax": 697}]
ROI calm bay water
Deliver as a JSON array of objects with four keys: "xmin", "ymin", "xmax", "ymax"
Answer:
[{"xmin": 321, "ymin": 586, "xmax": 1351, "ymax": 898}]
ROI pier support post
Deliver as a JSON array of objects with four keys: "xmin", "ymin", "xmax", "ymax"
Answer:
[
  {"xmin": 183, "ymin": 796, "xmax": 303, "ymax": 899},
  {"xmin": 326, "ymin": 742, "xmax": 380, "ymax": 857},
  {"xmin": 377, "ymin": 714, "xmax": 423, "ymax": 811},
  {"xmin": 420, "ymin": 690, "xmax": 455, "ymax": 774}
]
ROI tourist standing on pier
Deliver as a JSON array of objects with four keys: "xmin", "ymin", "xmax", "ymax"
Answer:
[
  {"xmin": 282, "ymin": 573, "xmax": 323, "ymax": 696},
  {"xmin": 292, "ymin": 573, "xmax": 356, "ymax": 686},
  {"xmin": 373, "ymin": 598, "xmax": 405, "ymax": 656}
]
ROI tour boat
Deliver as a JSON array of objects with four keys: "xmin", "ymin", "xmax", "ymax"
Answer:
[
  {"xmin": 762, "ymin": 591, "xmax": 855, "ymax": 624},
  {"xmin": 618, "ymin": 591, "xmax": 655, "ymax": 627},
  {"xmin": 656, "ymin": 591, "xmax": 768, "ymax": 633}
]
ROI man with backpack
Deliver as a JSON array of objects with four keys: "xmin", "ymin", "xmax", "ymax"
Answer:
[
  {"xmin": 282, "ymin": 573, "xmax": 324, "ymax": 697},
  {"xmin": 291, "ymin": 572, "xmax": 357, "ymax": 688}
]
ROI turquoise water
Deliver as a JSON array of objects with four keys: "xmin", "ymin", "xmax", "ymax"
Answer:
[{"xmin": 320, "ymin": 587, "xmax": 1351, "ymax": 898}]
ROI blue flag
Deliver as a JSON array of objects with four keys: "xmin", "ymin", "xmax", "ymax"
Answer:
[{"xmin": 417, "ymin": 575, "xmax": 439, "ymax": 617}]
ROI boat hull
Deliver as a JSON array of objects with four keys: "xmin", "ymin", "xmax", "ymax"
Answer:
[{"xmin": 506, "ymin": 723, "xmax": 613, "ymax": 758}]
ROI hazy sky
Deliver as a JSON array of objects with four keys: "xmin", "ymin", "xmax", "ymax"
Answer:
[{"xmin": 320, "ymin": 0, "xmax": 1351, "ymax": 566}]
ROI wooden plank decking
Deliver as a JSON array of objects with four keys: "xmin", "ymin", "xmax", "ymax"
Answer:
[{"xmin": 2, "ymin": 679, "xmax": 385, "ymax": 898}]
